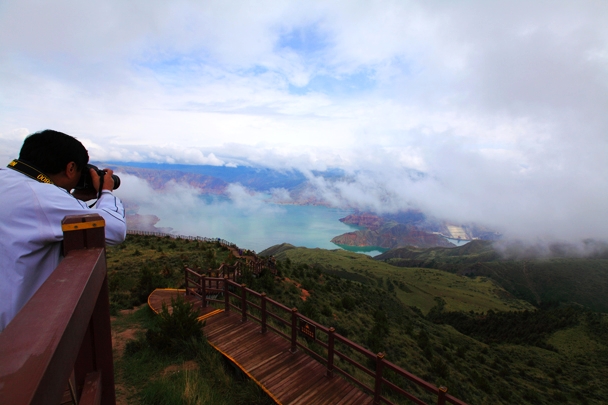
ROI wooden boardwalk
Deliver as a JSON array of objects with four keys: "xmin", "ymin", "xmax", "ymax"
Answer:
[{"xmin": 148, "ymin": 289, "xmax": 373, "ymax": 405}]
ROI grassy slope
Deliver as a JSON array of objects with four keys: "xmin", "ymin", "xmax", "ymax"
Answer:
[
  {"xmin": 111, "ymin": 306, "xmax": 273, "ymax": 405},
  {"xmin": 106, "ymin": 234, "xmax": 232, "ymax": 314},
  {"xmin": 266, "ymin": 246, "xmax": 608, "ymax": 405},
  {"xmin": 475, "ymin": 260, "xmax": 608, "ymax": 311},
  {"xmin": 376, "ymin": 241, "xmax": 608, "ymax": 312},
  {"xmin": 272, "ymin": 247, "xmax": 533, "ymax": 314},
  {"xmin": 108, "ymin": 236, "xmax": 608, "ymax": 405}
]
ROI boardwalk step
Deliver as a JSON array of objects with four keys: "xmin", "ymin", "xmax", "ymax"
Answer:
[{"xmin": 197, "ymin": 309, "xmax": 224, "ymax": 321}]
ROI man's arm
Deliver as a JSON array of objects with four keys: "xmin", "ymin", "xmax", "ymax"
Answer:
[
  {"xmin": 94, "ymin": 190, "xmax": 126, "ymax": 245},
  {"xmin": 86, "ymin": 168, "xmax": 126, "ymax": 245},
  {"xmin": 57, "ymin": 169, "xmax": 127, "ymax": 245}
]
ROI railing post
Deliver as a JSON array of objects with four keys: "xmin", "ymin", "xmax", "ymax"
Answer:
[
  {"xmin": 184, "ymin": 266, "xmax": 189, "ymax": 296},
  {"xmin": 326, "ymin": 327, "xmax": 335, "ymax": 378},
  {"xmin": 201, "ymin": 275, "xmax": 207, "ymax": 308},
  {"xmin": 62, "ymin": 214, "xmax": 105, "ymax": 255},
  {"xmin": 437, "ymin": 386, "xmax": 448, "ymax": 405},
  {"xmin": 62, "ymin": 214, "xmax": 116, "ymax": 405},
  {"xmin": 224, "ymin": 277, "xmax": 230, "ymax": 312},
  {"xmin": 373, "ymin": 352, "xmax": 385, "ymax": 405},
  {"xmin": 261, "ymin": 293, "xmax": 267, "ymax": 334},
  {"xmin": 290, "ymin": 308, "xmax": 298, "ymax": 353},
  {"xmin": 241, "ymin": 284, "xmax": 247, "ymax": 323}
]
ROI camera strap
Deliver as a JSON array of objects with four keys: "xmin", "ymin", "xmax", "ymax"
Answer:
[
  {"xmin": 7, "ymin": 159, "xmax": 54, "ymax": 185},
  {"xmin": 90, "ymin": 176, "xmax": 104, "ymax": 208}
]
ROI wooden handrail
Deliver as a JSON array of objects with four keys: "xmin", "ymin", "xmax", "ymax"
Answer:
[
  {"xmin": 0, "ymin": 214, "xmax": 115, "ymax": 405},
  {"xmin": 184, "ymin": 269, "xmax": 468, "ymax": 405}
]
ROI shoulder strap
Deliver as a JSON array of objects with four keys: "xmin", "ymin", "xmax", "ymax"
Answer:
[{"xmin": 7, "ymin": 159, "xmax": 54, "ymax": 185}]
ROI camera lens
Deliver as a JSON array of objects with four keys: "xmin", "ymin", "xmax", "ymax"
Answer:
[
  {"xmin": 112, "ymin": 174, "xmax": 121, "ymax": 189},
  {"xmin": 76, "ymin": 164, "xmax": 121, "ymax": 191}
]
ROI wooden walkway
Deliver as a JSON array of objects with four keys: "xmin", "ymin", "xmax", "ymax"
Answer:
[{"xmin": 148, "ymin": 289, "xmax": 373, "ymax": 405}]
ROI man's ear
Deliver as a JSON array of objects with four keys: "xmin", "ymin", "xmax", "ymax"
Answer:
[{"xmin": 65, "ymin": 161, "xmax": 80, "ymax": 180}]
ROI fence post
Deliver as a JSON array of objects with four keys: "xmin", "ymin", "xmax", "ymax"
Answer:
[
  {"xmin": 373, "ymin": 352, "xmax": 385, "ymax": 405},
  {"xmin": 290, "ymin": 308, "xmax": 298, "ymax": 353},
  {"xmin": 261, "ymin": 293, "xmax": 267, "ymax": 334},
  {"xmin": 224, "ymin": 277, "xmax": 230, "ymax": 312},
  {"xmin": 61, "ymin": 214, "xmax": 105, "ymax": 254},
  {"xmin": 62, "ymin": 214, "xmax": 116, "ymax": 405},
  {"xmin": 184, "ymin": 266, "xmax": 189, "ymax": 296},
  {"xmin": 326, "ymin": 327, "xmax": 335, "ymax": 378},
  {"xmin": 201, "ymin": 275, "xmax": 207, "ymax": 308},
  {"xmin": 241, "ymin": 284, "xmax": 247, "ymax": 323},
  {"xmin": 437, "ymin": 386, "xmax": 448, "ymax": 405}
]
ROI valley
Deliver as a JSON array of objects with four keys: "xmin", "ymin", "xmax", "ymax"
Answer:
[
  {"xmin": 108, "ymin": 162, "xmax": 500, "ymax": 253},
  {"xmin": 108, "ymin": 233, "xmax": 608, "ymax": 404}
]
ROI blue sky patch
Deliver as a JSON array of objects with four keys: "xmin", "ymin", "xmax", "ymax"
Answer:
[
  {"xmin": 289, "ymin": 69, "xmax": 376, "ymax": 96},
  {"xmin": 277, "ymin": 24, "xmax": 329, "ymax": 55}
]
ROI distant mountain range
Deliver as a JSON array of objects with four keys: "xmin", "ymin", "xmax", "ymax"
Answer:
[{"xmin": 104, "ymin": 161, "xmax": 335, "ymax": 193}]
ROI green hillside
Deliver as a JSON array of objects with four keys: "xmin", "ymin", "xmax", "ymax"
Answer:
[
  {"xmin": 265, "ymin": 246, "xmax": 533, "ymax": 314},
  {"xmin": 376, "ymin": 241, "xmax": 608, "ymax": 312},
  {"xmin": 107, "ymin": 235, "xmax": 608, "ymax": 404}
]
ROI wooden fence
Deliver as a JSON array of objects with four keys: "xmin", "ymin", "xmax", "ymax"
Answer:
[
  {"xmin": 127, "ymin": 229, "xmax": 237, "ymax": 249},
  {"xmin": 184, "ymin": 269, "xmax": 468, "ymax": 405},
  {"xmin": 0, "ymin": 214, "xmax": 115, "ymax": 405}
]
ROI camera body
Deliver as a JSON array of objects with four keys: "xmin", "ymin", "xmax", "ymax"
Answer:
[{"xmin": 75, "ymin": 164, "xmax": 121, "ymax": 191}]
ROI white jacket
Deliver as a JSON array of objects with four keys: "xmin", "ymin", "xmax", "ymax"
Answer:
[{"xmin": 0, "ymin": 167, "xmax": 127, "ymax": 331}]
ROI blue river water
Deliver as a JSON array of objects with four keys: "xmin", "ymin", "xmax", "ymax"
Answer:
[{"xmin": 146, "ymin": 197, "xmax": 387, "ymax": 255}]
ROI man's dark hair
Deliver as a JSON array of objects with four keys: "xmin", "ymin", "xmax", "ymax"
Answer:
[{"xmin": 19, "ymin": 130, "xmax": 89, "ymax": 174}]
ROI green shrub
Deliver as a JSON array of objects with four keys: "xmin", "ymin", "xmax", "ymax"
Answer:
[
  {"xmin": 146, "ymin": 295, "xmax": 204, "ymax": 355},
  {"xmin": 134, "ymin": 265, "xmax": 165, "ymax": 303},
  {"xmin": 341, "ymin": 295, "xmax": 356, "ymax": 311}
]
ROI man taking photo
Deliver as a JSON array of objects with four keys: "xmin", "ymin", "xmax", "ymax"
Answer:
[{"xmin": 0, "ymin": 129, "xmax": 127, "ymax": 332}]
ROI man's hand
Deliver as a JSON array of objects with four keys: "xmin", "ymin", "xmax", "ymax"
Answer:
[
  {"xmin": 71, "ymin": 168, "xmax": 115, "ymax": 201},
  {"xmin": 95, "ymin": 168, "xmax": 115, "ymax": 192}
]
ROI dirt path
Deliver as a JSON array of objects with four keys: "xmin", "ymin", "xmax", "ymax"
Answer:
[{"xmin": 111, "ymin": 308, "xmax": 144, "ymax": 405}]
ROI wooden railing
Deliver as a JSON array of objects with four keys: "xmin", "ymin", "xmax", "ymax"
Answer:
[
  {"xmin": 127, "ymin": 229, "xmax": 237, "ymax": 248},
  {"xmin": 129, "ymin": 230, "xmax": 276, "ymax": 275},
  {"xmin": 0, "ymin": 214, "xmax": 116, "ymax": 405},
  {"xmin": 184, "ymin": 269, "xmax": 468, "ymax": 405}
]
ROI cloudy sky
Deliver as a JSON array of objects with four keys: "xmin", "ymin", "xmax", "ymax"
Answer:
[{"xmin": 1, "ymin": 0, "xmax": 607, "ymax": 242}]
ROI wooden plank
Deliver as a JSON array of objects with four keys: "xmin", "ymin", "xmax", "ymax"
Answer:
[
  {"xmin": 212, "ymin": 325, "xmax": 259, "ymax": 348},
  {"xmin": 248, "ymin": 350, "xmax": 292, "ymax": 380},
  {"xmin": 232, "ymin": 339, "xmax": 282, "ymax": 367},
  {"xmin": 246, "ymin": 350, "xmax": 289, "ymax": 373},
  {"xmin": 270, "ymin": 366, "xmax": 326, "ymax": 400},
  {"xmin": 259, "ymin": 355, "xmax": 312, "ymax": 386},
  {"xmin": 226, "ymin": 333, "xmax": 270, "ymax": 359},
  {"xmin": 335, "ymin": 387, "xmax": 369, "ymax": 405},
  {"xmin": 276, "ymin": 370, "xmax": 325, "ymax": 404},
  {"xmin": 314, "ymin": 380, "xmax": 357, "ymax": 405},
  {"xmin": 204, "ymin": 320, "xmax": 245, "ymax": 340},
  {"xmin": 238, "ymin": 337, "xmax": 288, "ymax": 369},
  {"xmin": 277, "ymin": 372, "xmax": 327, "ymax": 403},
  {"xmin": 213, "ymin": 329, "xmax": 262, "ymax": 355},
  {"xmin": 203, "ymin": 315, "xmax": 236, "ymax": 332},
  {"xmin": 291, "ymin": 375, "xmax": 347, "ymax": 405}
]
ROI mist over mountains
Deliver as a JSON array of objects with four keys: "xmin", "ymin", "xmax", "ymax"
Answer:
[{"xmin": 107, "ymin": 161, "xmax": 607, "ymax": 256}]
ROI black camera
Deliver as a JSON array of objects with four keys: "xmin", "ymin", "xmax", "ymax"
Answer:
[{"xmin": 75, "ymin": 164, "xmax": 121, "ymax": 191}]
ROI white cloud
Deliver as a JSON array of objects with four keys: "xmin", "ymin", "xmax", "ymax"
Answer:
[{"xmin": 1, "ymin": 0, "xmax": 607, "ymax": 243}]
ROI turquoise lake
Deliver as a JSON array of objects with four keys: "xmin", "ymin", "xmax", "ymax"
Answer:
[{"xmin": 146, "ymin": 196, "xmax": 387, "ymax": 256}]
